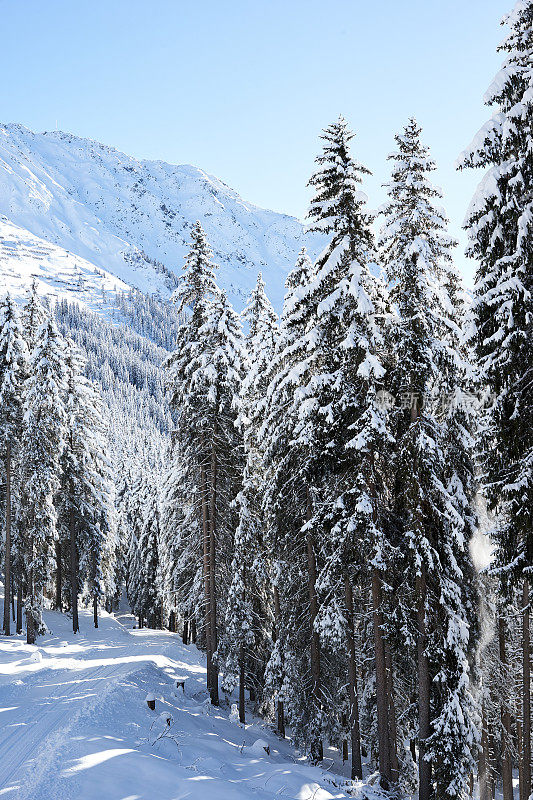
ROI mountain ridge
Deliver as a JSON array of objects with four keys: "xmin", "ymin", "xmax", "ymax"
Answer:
[{"xmin": 0, "ymin": 122, "xmax": 322, "ymax": 310}]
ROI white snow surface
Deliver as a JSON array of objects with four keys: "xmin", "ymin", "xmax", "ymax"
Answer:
[
  {"xmin": 0, "ymin": 215, "xmax": 130, "ymax": 314},
  {"xmin": 0, "ymin": 607, "xmax": 379, "ymax": 800},
  {"xmin": 0, "ymin": 123, "xmax": 323, "ymax": 310}
]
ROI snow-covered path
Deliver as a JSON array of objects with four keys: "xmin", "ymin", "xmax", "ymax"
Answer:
[{"xmin": 0, "ymin": 610, "xmax": 359, "ymax": 800}]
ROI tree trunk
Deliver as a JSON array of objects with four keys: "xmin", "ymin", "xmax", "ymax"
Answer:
[
  {"xmin": 26, "ymin": 608, "xmax": 35, "ymax": 644},
  {"xmin": 26, "ymin": 535, "xmax": 35, "ymax": 645},
  {"xmin": 182, "ymin": 619, "xmax": 189, "ymax": 645},
  {"xmin": 201, "ymin": 458, "xmax": 216, "ymax": 703},
  {"xmin": 523, "ymin": 578, "xmax": 531, "ymax": 800},
  {"xmin": 55, "ymin": 539, "xmax": 62, "ymax": 611},
  {"xmin": 273, "ymin": 584, "xmax": 285, "ymax": 738},
  {"xmin": 26, "ymin": 574, "xmax": 35, "ymax": 645},
  {"xmin": 344, "ymin": 577, "xmax": 363, "ymax": 779},
  {"xmin": 372, "ymin": 567, "xmax": 391, "ymax": 787},
  {"xmin": 341, "ymin": 720, "xmax": 349, "ymax": 764},
  {"xmin": 384, "ymin": 636, "xmax": 400, "ymax": 784},
  {"xmin": 93, "ymin": 594, "xmax": 98, "ymax": 628},
  {"xmin": 479, "ymin": 701, "xmax": 490, "ymax": 800},
  {"xmin": 191, "ymin": 618, "xmax": 197, "ymax": 644},
  {"xmin": 70, "ymin": 506, "xmax": 79, "ymax": 634},
  {"xmin": 498, "ymin": 610, "xmax": 513, "ymax": 800},
  {"xmin": 306, "ymin": 492, "xmax": 322, "ymax": 762},
  {"xmin": 417, "ymin": 566, "xmax": 431, "ymax": 800},
  {"xmin": 3, "ymin": 443, "xmax": 12, "ymax": 635},
  {"xmin": 11, "ymin": 571, "xmax": 15, "ymax": 622},
  {"xmin": 208, "ymin": 436, "xmax": 219, "ymax": 705},
  {"xmin": 16, "ymin": 576, "xmax": 23, "ymax": 634},
  {"xmin": 239, "ymin": 646, "xmax": 246, "ymax": 724},
  {"xmin": 488, "ymin": 721, "xmax": 495, "ymax": 800},
  {"xmin": 518, "ymin": 706, "xmax": 524, "ymax": 800}
]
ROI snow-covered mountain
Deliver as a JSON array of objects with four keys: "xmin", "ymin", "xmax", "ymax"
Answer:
[
  {"xmin": 0, "ymin": 123, "xmax": 321, "ymax": 310},
  {"xmin": 0, "ymin": 216, "xmax": 131, "ymax": 313}
]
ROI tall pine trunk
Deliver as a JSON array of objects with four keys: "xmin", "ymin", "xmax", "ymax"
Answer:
[
  {"xmin": 417, "ymin": 565, "xmax": 431, "ymax": 800},
  {"xmin": 384, "ymin": 636, "xmax": 400, "ymax": 784},
  {"xmin": 306, "ymin": 490, "xmax": 322, "ymax": 762},
  {"xmin": 479, "ymin": 700, "xmax": 491, "ymax": 800},
  {"xmin": 344, "ymin": 577, "xmax": 362, "ymax": 779},
  {"xmin": 26, "ymin": 530, "xmax": 36, "ymax": 645},
  {"xmin": 273, "ymin": 584, "xmax": 285, "ymax": 738},
  {"xmin": 522, "ymin": 578, "xmax": 531, "ymax": 800},
  {"xmin": 517, "ymin": 700, "xmax": 524, "ymax": 800},
  {"xmin": 3, "ymin": 442, "xmax": 12, "ymax": 635},
  {"xmin": 201, "ymin": 455, "xmax": 218, "ymax": 704},
  {"xmin": 55, "ymin": 540, "xmax": 62, "ymax": 611},
  {"xmin": 16, "ymin": 575, "xmax": 23, "ymax": 634},
  {"xmin": 372, "ymin": 566, "xmax": 391, "ymax": 787},
  {"xmin": 93, "ymin": 595, "xmax": 98, "ymax": 628},
  {"xmin": 239, "ymin": 645, "xmax": 246, "ymax": 724},
  {"xmin": 208, "ymin": 432, "xmax": 219, "ymax": 706},
  {"xmin": 69, "ymin": 505, "xmax": 79, "ymax": 634},
  {"xmin": 498, "ymin": 610, "xmax": 513, "ymax": 800}
]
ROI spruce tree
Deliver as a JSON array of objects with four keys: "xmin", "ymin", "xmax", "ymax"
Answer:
[
  {"xmin": 0, "ymin": 295, "xmax": 27, "ymax": 635},
  {"xmin": 261, "ymin": 248, "xmax": 315, "ymax": 742},
  {"xmin": 263, "ymin": 118, "xmax": 392, "ymax": 773},
  {"xmin": 59, "ymin": 339, "xmax": 114, "ymax": 632},
  {"xmin": 380, "ymin": 119, "xmax": 479, "ymax": 800},
  {"xmin": 303, "ymin": 116, "xmax": 391, "ymax": 776},
  {"xmin": 459, "ymin": 5, "xmax": 533, "ymax": 797},
  {"xmin": 165, "ymin": 223, "xmax": 244, "ymax": 704},
  {"xmin": 137, "ymin": 473, "xmax": 162, "ymax": 628},
  {"xmin": 219, "ymin": 273, "xmax": 278, "ymax": 723},
  {"xmin": 20, "ymin": 310, "xmax": 67, "ymax": 643}
]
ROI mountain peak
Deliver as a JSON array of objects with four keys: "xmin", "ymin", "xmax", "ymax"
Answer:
[{"xmin": 0, "ymin": 123, "xmax": 321, "ymax": 309}]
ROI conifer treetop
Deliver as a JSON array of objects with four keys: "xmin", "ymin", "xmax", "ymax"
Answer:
[
  {"xmin": 173, "ymin": 220, "xmax": 220, "ymax": 318},
  {"xmin": 307, "ymin": 115, "xmax": 373, "ymax": 264},
  {"xmin": 0, "ymin": 293, "xmax": 27, "ymax": 443},
  {"xmin": 242, "ymin": 272, "xmax": 278, "ymax": 346}
]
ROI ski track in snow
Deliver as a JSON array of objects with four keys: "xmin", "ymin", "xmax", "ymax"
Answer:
[{"xmin": 0, "ymin": 609, "xmax": 360, "ymax": 800}]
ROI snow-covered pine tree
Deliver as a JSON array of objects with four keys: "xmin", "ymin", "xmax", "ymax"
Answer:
[
  {"xmin": 262, "ymin": 118, "xmax": 392, "ymax": 773},
  {"xmin": 304, "ymin": 116, "xmax": 395, "ymax": 780},
  {"xmin": 137, "ymin": 473, "xmax": 163, "ymax": 628},
  {"xmin": 22, "ymin": 280, "xmax": 47, "ymax": 354},
  {"xmin": 260, "ymin": 248, "xmax": 315, "ymax": 740},
  {"xmin": 125, "ymin": 465, "xmax": 146, "ymax": 627},
  {"xmin": 59, "ymin": 339, "xmax": 115, "ymax": 632},
  {"xmin": 0, "ymin": 295, "xmax": 27, "ymax": 636},
  {"xmin": 20, "ymin": 310, "xmax": 67, "ymax": 643},
  {"xmin": 380, "ymin": 119, "xmax": 479, "ymax": 800},
  {"xmin": 459, "ymin": 4, "xmax": 533, "ymax": 796},
  {"xmin": 261, "ymin": 243, "xmax": 326, "ymax": 759},
  {"xmin": 160, "ymin": 460, "xmax": 203, "ymax": 641},
  {"xmin": 165, "ymin": 222, "xmax": 244, "ymax": 704},
  {"xmin": 218, "ymin": 273, "xmax": 278, "ymax": 723}
]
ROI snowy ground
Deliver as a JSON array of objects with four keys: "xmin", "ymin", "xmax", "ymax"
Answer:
[{"xmin": 0, "ymin": 608, "xmax": 372, "ymax": 800}]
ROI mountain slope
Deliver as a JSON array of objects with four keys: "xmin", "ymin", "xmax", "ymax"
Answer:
[
  {"xmin": 0, "ymin": 215, "xmax": 132, "ymax": 312},
  {"xmin": 0, "ymin": 123, "xmax": 322, "ymax": 309}
]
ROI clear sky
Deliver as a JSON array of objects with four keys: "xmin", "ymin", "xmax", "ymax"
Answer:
[{"xmin": 0, "ymin": 0, "xmax": 511, "ymax": 285}]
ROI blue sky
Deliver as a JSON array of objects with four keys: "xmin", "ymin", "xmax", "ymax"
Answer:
[{"xmin": 1, "ymin": 0, "xmax": 510, "ymax": 284}]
